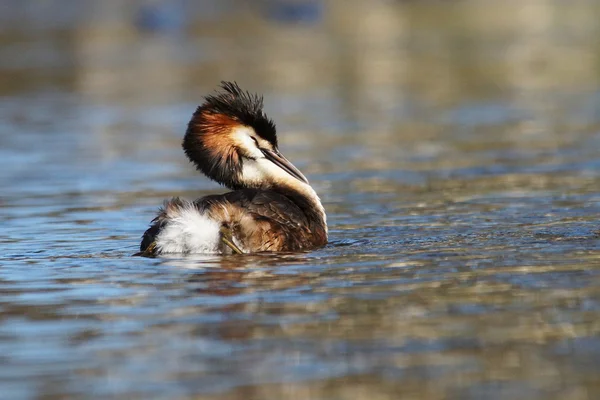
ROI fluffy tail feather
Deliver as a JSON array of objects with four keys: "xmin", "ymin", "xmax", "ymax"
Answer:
[{"xmin": 136, "ymin": 197, "xmax": 240, "ymax": 256}]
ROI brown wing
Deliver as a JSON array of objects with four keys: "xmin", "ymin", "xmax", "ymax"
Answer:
[
  {"xmin": 198, "ymin": 189, "xmax": 312, "ymax": 252},
  {"xmin": 243, "ymin": 191, "xmax": 308, "ymax": 229}
]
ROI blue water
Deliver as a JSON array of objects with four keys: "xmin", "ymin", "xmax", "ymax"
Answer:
[{"xmin": 2, "ymin": 1, "xmax": 600, "ymax": 399}]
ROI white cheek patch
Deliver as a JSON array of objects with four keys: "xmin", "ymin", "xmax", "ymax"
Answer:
[
  {"xmin": 231, "ymin": 126, "xmax": 263, "ymax": 159},
  {"xmin": 256, "ymin": 137, "xmax": 273, "ymax": 151}
]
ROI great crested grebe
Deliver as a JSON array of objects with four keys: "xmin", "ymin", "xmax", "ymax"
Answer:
[{"xmin": 139, "ymin": 81, "xmax": 327, "ymax": 255}]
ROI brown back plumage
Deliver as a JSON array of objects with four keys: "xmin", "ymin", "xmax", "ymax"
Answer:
[{"xmin": 140, "ymin": 189, "xmax": 327, "ymax": 255}]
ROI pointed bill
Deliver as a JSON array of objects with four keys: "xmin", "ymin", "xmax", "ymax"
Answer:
[{"xmin": 261, "ymin": 149, "xmax": 309, "ymax": 184}]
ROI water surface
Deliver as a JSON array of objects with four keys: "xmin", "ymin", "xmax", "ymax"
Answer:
[{"xmin": 2, "ymin": 1, "xmax": 600, "ymax": 399}]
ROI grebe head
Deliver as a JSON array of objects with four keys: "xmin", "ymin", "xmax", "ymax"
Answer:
[{"xmin": 183, "ymin": 81, "xmax": 309, "ymax": 190}]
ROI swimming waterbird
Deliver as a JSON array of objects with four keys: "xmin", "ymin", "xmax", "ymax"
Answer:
[{"xmin": 139, "ymin": 82, "xmax": 327, "ymax": 255}]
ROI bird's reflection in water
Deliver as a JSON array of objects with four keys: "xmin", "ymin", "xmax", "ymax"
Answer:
[
  {"xmin": 160, "ymin": 252, "xmax": 314, "ymax": 297},
  {"xmin": 155, "ymin": 253, "xmax": 320, "ymax": 341}
]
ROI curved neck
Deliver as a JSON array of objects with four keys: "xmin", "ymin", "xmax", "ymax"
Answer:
[
  {"xmin": 275, "ymin": 179, "xmax": 328, "ymax": 239},
  {"xmin": 239, "ymin": 157, "xmax": 327, "ymax": 240}
]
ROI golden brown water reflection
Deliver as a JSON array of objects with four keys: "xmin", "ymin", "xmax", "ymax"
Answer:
[{"xmin": 2, "ymin": 1, "xmax": 600, "ymax": 399}]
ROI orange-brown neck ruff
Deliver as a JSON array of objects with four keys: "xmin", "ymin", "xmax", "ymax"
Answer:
[{"xmin": 183, "ymin": 110, "xmax": 245, "ymax": 189}]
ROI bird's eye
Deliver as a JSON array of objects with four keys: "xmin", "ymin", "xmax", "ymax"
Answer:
[{"xmin": 251, "ymin": 137, "xmax": 259, "ymax": 147}]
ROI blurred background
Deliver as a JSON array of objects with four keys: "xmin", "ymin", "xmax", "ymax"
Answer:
[{"xmin": 2, "ymin": 0, "xmax": 600, "ymax": 399}]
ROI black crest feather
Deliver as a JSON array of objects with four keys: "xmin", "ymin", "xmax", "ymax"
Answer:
[{"xmin": 202, "ymin": 81, "xmax": 277, "ymax": 146}]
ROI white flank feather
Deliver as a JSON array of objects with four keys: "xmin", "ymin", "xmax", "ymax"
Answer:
[{"xmin": 155, "ymin": 204, "xmax": 221, "ymax": 254}]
